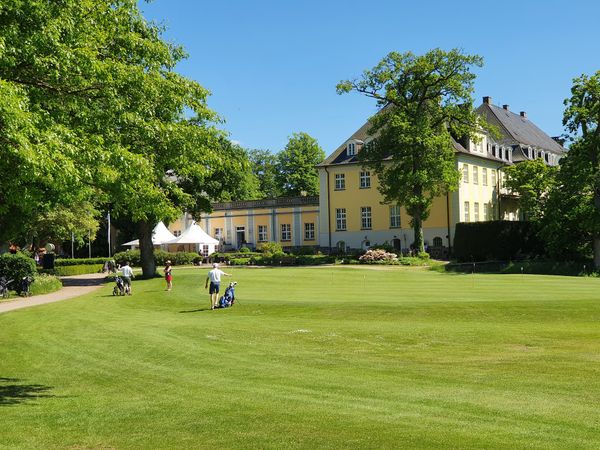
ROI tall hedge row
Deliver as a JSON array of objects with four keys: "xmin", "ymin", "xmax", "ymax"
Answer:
[{"xmin": 453, "ymin": 221, "xmax": 544, "ymax": 262}]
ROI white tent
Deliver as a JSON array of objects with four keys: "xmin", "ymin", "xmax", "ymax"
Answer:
[
  {"xmin": 122, "ymin": 221, "xmax": 177, "ymax": 248},
  {"xmin": 167, "ymin": 222, "xmax": 219, "ymax": 254}
]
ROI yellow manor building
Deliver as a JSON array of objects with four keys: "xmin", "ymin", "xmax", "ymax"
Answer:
[{"xmin": 170, "ymin": 97, "xmax": 565, "ymax": 257}]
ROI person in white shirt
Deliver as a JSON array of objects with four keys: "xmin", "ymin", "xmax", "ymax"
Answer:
[
  {"xmin": 120, "ymin": 261, "xmax": 135, "ymax": 295},
  {"xmin": 205, "ymin": 263, "xmax": 231, "ymax": 310}
]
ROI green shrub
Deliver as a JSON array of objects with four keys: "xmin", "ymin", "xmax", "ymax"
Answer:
[
  {"xmin": 30, "ymin": 274, "xmax": 62, "ymax": 295},
  {"xmin": 260, "ymin": 242, "xmax": 283, "ymax": 256},
  {"xmin": 239, "ymin": 246, "xmax": 251, "ymax": 254},
  {"xmin": 0, "ymin": 253, "xmax": 37, "ymax": 293},
  {"xmin": 229, "ymin": 257, "xmax": 251, "ymax": 265}
]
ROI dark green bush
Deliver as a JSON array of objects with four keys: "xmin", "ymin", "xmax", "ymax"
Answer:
[
  {"xmin": 453, "ymin": 221, "xmax": 544, "ymax": 262},
  {"xmin": 0, "ymin": 253, "xmax": 36, "ymax": 293}
]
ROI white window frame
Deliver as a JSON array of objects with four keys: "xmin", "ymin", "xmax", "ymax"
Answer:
[
  {"xmin": 389, "ymin": 205, "xmax": 401, "ymax": 228},
  {"xmin": 258, "ymin": 225, "xmax": 268, "ymax": 242},
  {"xmin": 474, "ymin": 202, "xmax": 480, "ymax": 222},
  {"xmin": 304, "ymin": 223, "xmax": 315, "ymax": 241},
  {"xmin": 464, "ymin": 201, "xmax": 470, "ymax": 222},
  {"xmin": 482, "ymin": 168, "xmax": 488, "ymax": 186},
  {"xmin": 491, "ymin": 169, "xmax": 497, "ymax": 187},
  {"xmin": 359, "ymin": 170, "xmax": 371, "ymax": 189},
  {"xmin": 473, "ymin": 166, "xmax": 479, "ymax": 185},
  {"xmin": 335, "ymin": 173, "xmax": 345, "ymax": 190},
  {"xmin": 361, "ymin": 206, "xmax": 372, "ymax": 230},
  {"xmin": 347, "ymin": 142, "xmax": 356, "ymax": 156},
  {"xmin": 463, "ymin": 164, "xmax": 469, "ymax": 183},
  {"xmin": 336, "ymin": 208, "xmax": 347, "ymax": 231},
  {"xmin": 214, "ymin": 228, "xmax": 223, "ymax": 240},
  {"xmin": 280, "ymin": 224, "xmax": 291, "ymax": 241}
]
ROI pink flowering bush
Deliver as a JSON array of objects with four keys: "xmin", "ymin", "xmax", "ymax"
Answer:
[{"xmin": 358, "ymin": 249, "xmax": 398, "ymax": 263}]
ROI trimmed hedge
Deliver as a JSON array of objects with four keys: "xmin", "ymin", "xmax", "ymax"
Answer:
[
  {"xmin": 0, "ymin": 253, "xmax": 37, "ymax": 293},
  {"xmin": 54, "ymin": 257, "xmax": 107, "ymax": 266},
  {"xmin": 112, "ymin": 250, "xmax": 201, "ymax": 266},
  {"xmin": 453, "ymin": 221, "xmax": 544, "ymax": 262}
]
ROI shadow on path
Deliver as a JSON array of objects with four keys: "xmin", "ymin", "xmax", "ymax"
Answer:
[
  {"xmin": 0, "ymin": 377, "xmax": 55, "ymax": 406},
  {"xmin": 61, "ymin": 275, "xmax": 106, "ymax": 287}
]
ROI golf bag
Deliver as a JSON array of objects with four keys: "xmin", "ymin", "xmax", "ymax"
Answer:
[
  {"xmin": 0, "ymin": 276, "xmax": 13, "ymax": 299},
  {"xmin": 217, "ymin": 282, "xmax": 237, "ymax": 308},
  {"xmin": 113, "ymin": 276, "xmax": 125, "ymax": 296},
  {"xmin": 20, "ymin": 276, "xmax": 33, "ymax": 297}
]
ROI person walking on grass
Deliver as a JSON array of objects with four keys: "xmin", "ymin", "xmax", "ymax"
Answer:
[
  {"xmin": 120, "ymin": 261, "xmax": 134, "ymax": 295},
  {"xmin": 205, "ymin": 263, "xmax": 231, "ymax": 310},
  {"xmin": 164, "ymin": 260, "xmax": 173, "ymax": 291}
]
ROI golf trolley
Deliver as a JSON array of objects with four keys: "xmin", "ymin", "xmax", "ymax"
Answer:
[
  {"xmin": 20, "ymin": 276, "xmax": 33, "ymax": 297},
  {"xmin": 113, "ymin": 276, "xmax": 126, "ymax": 296},
  {"xmin": 0, "ymin": 276, "xmax": 13, "ymax": 299}
]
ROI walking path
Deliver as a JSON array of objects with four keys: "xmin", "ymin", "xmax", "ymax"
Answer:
[{"xmin": 0, "ymin": 272, "xmax": 107, "ymax": 315}]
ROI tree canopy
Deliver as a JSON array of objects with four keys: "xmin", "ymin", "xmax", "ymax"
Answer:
[
  {"xmin": 276, "ymin": 132, "xmax": 324, "ymax": 197},
  {"xmin": 337, "ymin": 48, "xmax": 485, "ymax": 252},
  {"xmin": 0, "ymin": 0, "xmax": 226, "ymax": 276}
]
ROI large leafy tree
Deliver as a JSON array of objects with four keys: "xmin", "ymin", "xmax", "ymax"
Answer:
[
  {"xmin": 276, "ymin": 132, "xmax": 324, "ymax": 197},
  {"xmin": 552, "ymin": 70, "xmax": 600, "ymax": 266},
  {"xmin": 248, "ymin": 149, "xmax": 281, "ymax": 198},
  {"xmin": 0, "ymin": 0, "xmax": 226, "ymax": 276},
  {"xmin": 337, "ymin": 49, "xmax": 485, "ymax": 252},
  {"xmin": 504, "ymin": 158, "xmax": 557, "ymax": 222}
]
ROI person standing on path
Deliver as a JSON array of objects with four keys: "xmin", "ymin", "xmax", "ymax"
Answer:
[
  {"xmin": 205, "ymin": 263, "xmax": 231, "ymax": 310},
  {"xmin": 164, "ymin": 260, "xmax": 173, "ymax": 291},
  {"xmin": 120, "ymin": 261, "xmax": 134, "ymax": 295}
]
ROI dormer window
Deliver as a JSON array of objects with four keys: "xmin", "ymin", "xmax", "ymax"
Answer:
[
  {"xmin": 347, "ymin": 142, "xmax": 356, "ymax": 156},
  {"xmin": 527, "ymin": 147, "xmax": 532, "ymax": 159}
]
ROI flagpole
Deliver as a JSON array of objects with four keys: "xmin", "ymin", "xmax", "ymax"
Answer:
[{"xmin": 107, "ymin": 210, "xmax": 111, "ymax": 258}]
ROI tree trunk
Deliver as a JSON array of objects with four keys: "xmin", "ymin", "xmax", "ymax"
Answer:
[
  {"xmin": 138, "ymin": 220, "xmax": 156, "ymax": 278},
  {"xmin": 413, "ymin": 212, "xmax": 424, "ymax": 254}
]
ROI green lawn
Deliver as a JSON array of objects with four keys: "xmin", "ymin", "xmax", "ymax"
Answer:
[{"xmin": 1, "ymin": 266, "xmax": 600, "ymax": 449}]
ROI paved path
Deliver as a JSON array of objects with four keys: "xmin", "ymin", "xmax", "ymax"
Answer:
[{"xmin": 0, "ymin": 272, "xmax": 107, "ymax": 315}]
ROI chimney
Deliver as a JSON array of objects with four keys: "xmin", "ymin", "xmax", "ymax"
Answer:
[
  {"xmin": 483, "ymin": 96, "xmax": 492, "ymax": 105},
  {"xmin": 503, "ymin": 104, "xmax": 509, "ymax": 111},
  {"xmin": 520, "ymin": 111, "xmax": 527, "ymax": 119}
]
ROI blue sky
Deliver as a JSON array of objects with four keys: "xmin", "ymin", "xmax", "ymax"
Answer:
[{"xmin": 140, "ymin": 0, "xmax": 599, "ymax": 154}]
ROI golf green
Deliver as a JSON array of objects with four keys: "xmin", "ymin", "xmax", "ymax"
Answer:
[{"xmin": 1, "ymin": 266, "xmax": 599, "ymax": 449}]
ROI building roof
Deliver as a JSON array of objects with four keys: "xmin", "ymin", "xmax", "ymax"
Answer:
[
  {"xmin": 476, "ymin": 101, "xmax": 566, "ymax": 154},
  {"xmin": 320, "ymin": 98, "xmax": 565, "ymax": 168},
  {"xmin": 122, "ymin": 221, "xmax": 176, "ymax": 247},
  {"xmin": 167, "ymin": 223, "xmax": 218, "ymax": 245},
  {"xmin": 211, "ymin": 195, "xmax": 319, "ymax": 211}
]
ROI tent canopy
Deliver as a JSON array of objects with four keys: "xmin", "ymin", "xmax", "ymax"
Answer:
[
  {"xmin": 122, "ymin": 221, "xmax": 177, "ymax": 247},
  {"xmin": 167, "ymin": 222, "xmax": 218, "ymax": 245}
]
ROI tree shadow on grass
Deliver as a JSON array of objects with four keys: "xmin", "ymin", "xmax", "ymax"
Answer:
[{"xmin": 0, "ymin": 377, "xmax": 55, "ymax": 406}]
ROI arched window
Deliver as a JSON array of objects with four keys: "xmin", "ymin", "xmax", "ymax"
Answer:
[{"xmin": 433, "ymin": 236, "xmax": 443, "ymax": 247}]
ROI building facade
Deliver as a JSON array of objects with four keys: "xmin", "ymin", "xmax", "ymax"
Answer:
[{"xmin": 316, "ymin": 96, "xmax": 565, "ymax": 255}]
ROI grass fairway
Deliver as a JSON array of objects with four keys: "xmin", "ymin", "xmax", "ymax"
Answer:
[{"xmin": 1, "ymin": 266, "xmax": 600, "ymax": 449}]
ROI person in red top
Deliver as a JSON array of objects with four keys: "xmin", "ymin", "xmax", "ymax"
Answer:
[{"xmin": 164, "ymin": 260, "xmax": 173, "ymax": 291}]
